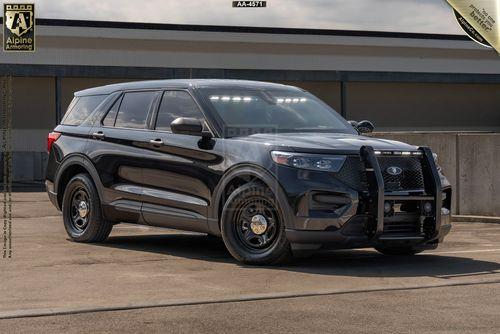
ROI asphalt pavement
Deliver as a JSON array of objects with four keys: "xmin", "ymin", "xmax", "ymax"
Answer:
[{"xmin": 1, "ymin": 192, "xmax": 499, "ymax": 333}]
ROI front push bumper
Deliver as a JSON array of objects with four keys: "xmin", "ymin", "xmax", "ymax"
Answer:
[{"xmin": 284, "ymin": 146, "xmax": 452, "ymax": 251}]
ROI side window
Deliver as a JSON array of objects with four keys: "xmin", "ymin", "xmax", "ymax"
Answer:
[
  {"xmin": 61, "ymin": 95, "xmax": 107, "ymax": 126},
  {"xmin": 155, "ymin": 91, "xmax": 204, "ymax": 131},
  {"xmin": 114, "ymin": 91, "xmax": 157, "ymax": 129},
  {"xmin": 102, "ymin": 95, "xmax": 122, "ymax": 127}
]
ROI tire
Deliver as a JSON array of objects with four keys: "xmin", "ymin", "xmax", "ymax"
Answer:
[
  {"xmin": 375, "ymin": 246, "xmax": 423, "ymax": 256},
  {"xmin": 220, "ymin": 182, "xmax": 291, "ymax": 265},
  {"xmin": 62, "ymin": 173, "xmax": 113, "ymax": 242}
]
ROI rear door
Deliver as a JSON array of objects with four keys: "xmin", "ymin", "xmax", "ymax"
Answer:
[
  {"xmin": 87, "ymin": 90, "xmax": 161, "ymax": 223},
  {"xmin": 140, "ymin": 90, "xmax": 221, "ymax": 233}
]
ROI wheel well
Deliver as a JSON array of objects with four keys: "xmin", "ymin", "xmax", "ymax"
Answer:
[
  {"xmin": 57, "ymin": 164, "xmax": 89, "ymax": 208},
  {"xmin": 218, "ymin": 175, "xmax": 264, "ymax": 220}
]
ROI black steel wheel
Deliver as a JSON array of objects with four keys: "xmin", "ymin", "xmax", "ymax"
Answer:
[
  {"xmin": 234, "ymin": 197, "xmax": 279, "ymax": 251},
  {"xmin": 221, "ymin": 182, "xmax": 291, "ymax": 265},
  {"xmin": 62, "ymin": 173, "xmax": 113, "ymax": 242},
  {"xmin": 68, "ymin": 186, "xmax": 91, "ymax": 233}
]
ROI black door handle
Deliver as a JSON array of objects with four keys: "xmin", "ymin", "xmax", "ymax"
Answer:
[
  {"xmin": 149, "ymin": 138, "xmax": 164, "ymax": 146},
  {"xmin": 92, "ymin": 131, "xmax": 105, "ymax": 139}
]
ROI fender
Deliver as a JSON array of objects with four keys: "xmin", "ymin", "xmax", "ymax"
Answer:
[
  {"xmin": 208, "ymin": 163, "xmax": 293, "ymax": 235},
  {"xmin": 54, "ymin": 153, "xmax": 105, "ymax": 209}
]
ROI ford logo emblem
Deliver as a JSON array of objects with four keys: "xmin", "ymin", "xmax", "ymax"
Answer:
[{"xmin": 386, "ymin": 166, "xmax": 402, "ymax": 176}]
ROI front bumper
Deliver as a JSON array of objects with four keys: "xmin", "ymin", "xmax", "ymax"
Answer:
[
  {"xmin": 282, "ymin": 145, "xmax": 452, "ymax": 250},
  {"xmin": 286, "ymin": 212, "xmax": 451, "ymax": 250}
]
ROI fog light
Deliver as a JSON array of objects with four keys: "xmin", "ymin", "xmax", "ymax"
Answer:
[
  {"xmin": 423, "ymin": 202, "xmax": 433, "ymax": 213},
  {"xmin": 384, "ymin": 201, "xmax": 392, "ymax": 214}
]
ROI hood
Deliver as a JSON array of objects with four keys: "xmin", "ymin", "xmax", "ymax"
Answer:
[{"xmin": 238, "ymin": 132, "xmax": 417, "ymax": 153}]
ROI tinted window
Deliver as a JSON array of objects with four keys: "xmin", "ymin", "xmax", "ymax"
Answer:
[
  {"xmin": 61, "ymin": 95, "xmax": 106, "ymax": 126},
  {"xmin": 114, "ymin": 91, "xmax": 157, "ymax": 129},
  {"xmin": 102, "ymin": 95, "xmax": 122, "ymax": 127},
  {"xmin": 155, "ymin": 91, "xmax": 204, "ymax": 131}
]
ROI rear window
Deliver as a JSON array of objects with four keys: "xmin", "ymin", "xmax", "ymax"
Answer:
[
  {"xmin": 61, "ymin": 95, "xmax": 106, "ymax": 126},
  {"xmin": 114, "ymin": 91, "xmax": 158, "ymax": 129}
]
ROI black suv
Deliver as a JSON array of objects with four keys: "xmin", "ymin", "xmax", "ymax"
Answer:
[{"xmin": 46, "ymin": 79, "xmax": 452, "ymax": 265}]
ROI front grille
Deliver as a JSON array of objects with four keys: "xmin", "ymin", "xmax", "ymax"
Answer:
[
  {"xmin": 333, "ymin": 156, "xmax": 367, "ymax": 191},
  {"xmin": 333, "ymin": 155, "xmax": 425, "ymax": 193},
  {"xmin": 383, "ymin": 219, "xmax": 421, "ymax": 235},
  {"xmin": 377, "ymin": 156, "xmax": 424, "ymax": 192}
]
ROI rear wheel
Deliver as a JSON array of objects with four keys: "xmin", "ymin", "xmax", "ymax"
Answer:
[
  {"xmin": 221, "ymin": 183, "xmax": 291, "ymax": 265},
  {"xmin": 375, "ymin": 246, "xmax": 423, "ymax": 256},
  {"xmin": 62, "ymin": 173, "xmax": 113, "ymax": 242}
]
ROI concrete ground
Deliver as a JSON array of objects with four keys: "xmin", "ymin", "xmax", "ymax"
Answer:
[{"xmin": 1, "ymin": 192, "xmax": 499, "ymax": 333}]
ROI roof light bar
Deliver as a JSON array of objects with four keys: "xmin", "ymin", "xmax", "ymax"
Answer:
[
  {"xmin": 276, "ymin": 97, "xmax": 307, "ymax": 103},
  {"xmin": 210, "ymin": 96, "xmax": 254, "ymax": 102}
]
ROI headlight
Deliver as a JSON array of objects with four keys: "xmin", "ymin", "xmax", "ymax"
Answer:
[{"xmin": 271, "ymin": 151, "xmax": 346, "ymax": 172}]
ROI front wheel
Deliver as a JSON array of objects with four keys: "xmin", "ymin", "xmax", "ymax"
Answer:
[
  {"xmin": 221, "ymin": 183, "xmax": 291, "ymax": 265},
  {"xmin": 375, "ymin": 246, "xmax": 423, "ymax": 256},
  {"xmin": 62, "ymin": 173, "xmax": 113, "ymax": 242}
]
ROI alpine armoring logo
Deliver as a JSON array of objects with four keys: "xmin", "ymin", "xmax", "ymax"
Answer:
[{"xmin": 3, "ymin": 3, "xmax": 35, "ymax": 52}]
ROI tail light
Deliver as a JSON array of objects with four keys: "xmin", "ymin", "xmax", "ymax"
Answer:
[{"xmin": 47, "ymin": 132, "xmax": 61, "ymax": 153}]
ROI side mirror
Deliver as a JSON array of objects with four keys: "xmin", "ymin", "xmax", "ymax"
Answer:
[
  {"xmin": 171, "ymin": 117, "xmax": 203, "ymax": 136},
  {"xmin": 357, "ymin": 120, "xmax": 374, "ymax": 134},
  {"xmin": 347, "ymin": 120, "xmax": 359, "ymax": 129}
]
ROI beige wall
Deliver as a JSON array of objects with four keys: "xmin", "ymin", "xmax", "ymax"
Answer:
[
  {"xmin": 9, "ymin": 77, "xmax": 55, "ymax": 152},
  {"xmin": 12, "ymin": 77, "xmax": 55, "ymax": 130},
  {"xmin": 457, "ymin": 134, "xmax": 500, "ymax": 216},
  {"xmin": 2, "ymin": 25, "xmax": 499, "ymax": 74},
  {"xmin": 347, "ymin": 82, "xmax": 500, "ymax": 131}
]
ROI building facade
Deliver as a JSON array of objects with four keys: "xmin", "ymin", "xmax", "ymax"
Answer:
[{"xmin": 1, "ymin": 18, "xmax": 500, "ymax": 185}]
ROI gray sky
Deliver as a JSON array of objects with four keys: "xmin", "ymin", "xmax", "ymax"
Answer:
[{"xmin": 8, "ymin": 0, "xmax": 464, "ymax": 35}]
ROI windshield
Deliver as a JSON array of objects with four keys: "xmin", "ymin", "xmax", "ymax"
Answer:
[{"xmin": 199, "ymin": 88, "xmax": 356, "ymax": 137}]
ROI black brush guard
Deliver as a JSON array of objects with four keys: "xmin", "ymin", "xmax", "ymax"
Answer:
[{"xmin": 360, "ymin": 146, "xmax": 442, "ymax": 242}]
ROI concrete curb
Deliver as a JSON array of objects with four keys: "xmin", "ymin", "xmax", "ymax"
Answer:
[
  {"xmin": 0, "ymin": 279, "xmax": 498, "ymax": 320},
  {"xmin": 452, "ymin": 215, "xmax": 500, "ymax": 224}
]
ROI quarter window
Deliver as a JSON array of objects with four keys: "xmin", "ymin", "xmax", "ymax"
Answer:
[
  {"xmin": 61, "ymin": 95, "xmax": 106, "ymax": 126},
  {"xmin": 155, "ymin": 91, "xmax": 204, "ymax": 131},
  {"xmin": 102, "ymin": 95, "xmax": 121, "ymax": 127},
  {"xmin": 114, "ymin": 91, "xmax": 157, "ymax": 129}
]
